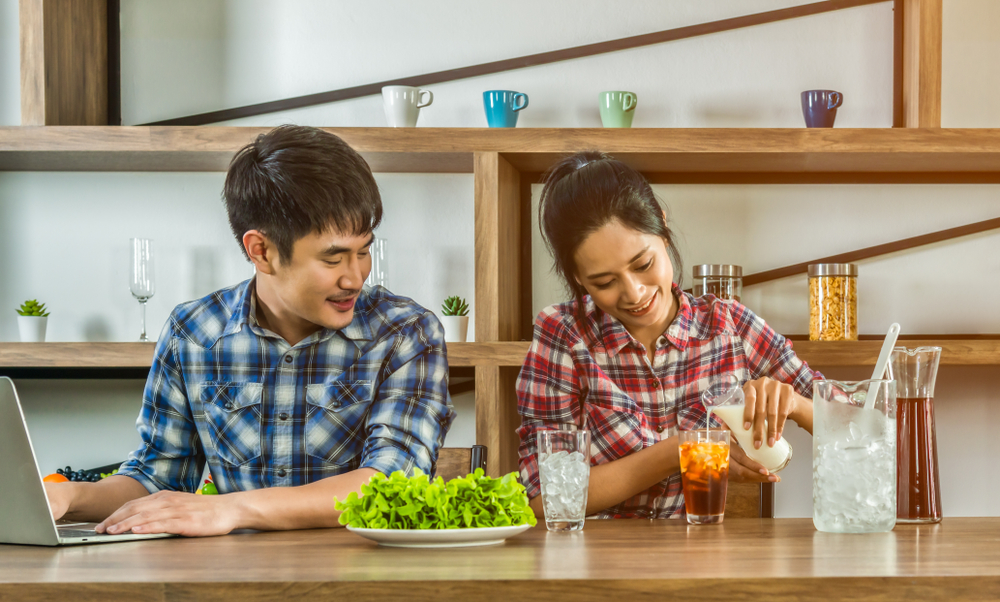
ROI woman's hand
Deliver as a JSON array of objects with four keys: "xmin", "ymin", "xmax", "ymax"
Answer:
[
  {"xmin": 728, "ymin": 443, "xmax": 780, "ymax": 483},
  {"xmin": 742, "ymin": 377, "xmax": 808, "ymax": 450}
]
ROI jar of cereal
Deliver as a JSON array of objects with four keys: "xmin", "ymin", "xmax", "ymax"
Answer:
[
  {"xmin": 808, "ymin": 263, "xmax": 857, "ymax": 341},
  {"xmin": 692, "ymin": 265, "xmax": 743, "ymax": 303}
]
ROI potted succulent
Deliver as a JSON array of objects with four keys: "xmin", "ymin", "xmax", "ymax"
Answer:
[
  {"xmin": 439, "ymin": 295, "xmax": 470, "ymax": 343},
  {"xmin": 16, "ymin": 299, "xmax": 50, "ymax": 343}
]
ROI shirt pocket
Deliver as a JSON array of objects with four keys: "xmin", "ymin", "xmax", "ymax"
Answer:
[
  {"xmin": 200, "ymin": 382, "xmax": 264, "ymax": 466},
  {"xmin": 305, "ymin": 380, "xmax": 374, "ymax": 465}
]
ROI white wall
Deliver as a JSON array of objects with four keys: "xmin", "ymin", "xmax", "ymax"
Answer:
[{"xmin": 1, "ymin": 0, "xmax": 997, "ymax": 517}]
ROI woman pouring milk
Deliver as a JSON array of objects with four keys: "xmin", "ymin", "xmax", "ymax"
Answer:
[{"xmin": 516, "ymin": 151, "xmax": 818, "ymax": 519}]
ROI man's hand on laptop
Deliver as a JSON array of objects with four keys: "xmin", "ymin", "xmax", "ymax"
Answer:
[{"xmin": 95, "ymin": 491, "xmax": 239, "ymax": 537}]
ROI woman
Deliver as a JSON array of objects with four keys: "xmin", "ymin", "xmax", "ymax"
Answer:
[{"xmin": 517, "ymin": 151, "xmax": 819, "ymax": 519}]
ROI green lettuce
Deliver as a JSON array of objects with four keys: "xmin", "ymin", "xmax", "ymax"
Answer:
[{"xmin": 335, "ymin": 468, "xmax": 537, "ymax": 529}]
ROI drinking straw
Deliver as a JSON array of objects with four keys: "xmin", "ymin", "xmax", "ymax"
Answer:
[
  {"xmin": 864, "ymin": 323, "xmax": 900, "ymax": 411},
  {"xmin": 577, "ymin": 385, "xmax": 589, "ymax": 431}
]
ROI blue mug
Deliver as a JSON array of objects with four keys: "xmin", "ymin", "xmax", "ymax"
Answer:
[
  {"xmin": 483, "ymin": 90, "xmax": 529, "ymax": 128},
  {"xmin": 801, "ymin": 90, "xmax": 843, "ymax": 128}
]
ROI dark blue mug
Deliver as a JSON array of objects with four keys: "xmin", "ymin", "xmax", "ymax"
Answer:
[
  {"xmin": 483, "ymin": 90, "xmax": 529, "ymax": 128},
  {"xmin": 801, "ymin": 90, "xmax": 843, "ymax": 128}
]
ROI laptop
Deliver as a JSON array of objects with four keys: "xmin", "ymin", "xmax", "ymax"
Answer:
[{"xmin": 0, "ymin": 376, "xmax": 174, "ymax": 546}]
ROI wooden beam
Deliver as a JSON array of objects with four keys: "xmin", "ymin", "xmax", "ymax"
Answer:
[
  {"xmin": 892, "ymin": 0, "xmax": 905, "ymax": 127},
  {"xmin": 19, "ymin": 0, "xmax": 108, "ymax": 125},
  {"xmin": 475, "ymin": 152, "xmax": 523, "ymax": 342},
  {"xmin": 902, "ymin": 0, "xmax": 942, "ymax": 127},
  {"xmin": 474, "ymin": 152, "xmax": 524, "ymax": 477},
  {"xmin": 141, "ymin": 0, "xmax": 889, "ymax": 126},
  {"xmin": 742, "ymin": 216, "xmax": 1000, "ymax": 287}
]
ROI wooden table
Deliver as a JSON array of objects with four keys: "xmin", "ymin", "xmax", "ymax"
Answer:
[{"xmin": 1, "ymin": 519, "xmax": 998, "ymax": 601}]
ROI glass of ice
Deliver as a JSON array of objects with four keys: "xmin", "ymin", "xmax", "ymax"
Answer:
[
  {"xmin": 537, "ymin": 427, "xmax": 591, "ymax": 532},
  {"xmin": 813, "ymin": 379, "xmax": 897, "ymax": 534},
  {"xmin": 678, "ymin": 430, "xmax": 730, "ymax": 525}
]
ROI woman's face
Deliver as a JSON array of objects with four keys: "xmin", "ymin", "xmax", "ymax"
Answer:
[{"xmin": 573, "ymin": 219, "xmax": 676, "ymax": 341}]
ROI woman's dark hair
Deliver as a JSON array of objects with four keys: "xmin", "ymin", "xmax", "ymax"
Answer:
[
  {"xmin": 223, "ymin": 125, "xmax": 382, "ymax": 263},
  {"xmin": 538, "ymin": 151, "xmax": 681, "ymax": 343}
]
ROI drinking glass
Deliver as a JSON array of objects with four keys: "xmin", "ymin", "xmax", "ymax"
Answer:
[
  {"xmin": 678, "ymin": 429, "xmax": 730, "ymax": 525},
  {"xmin": 129, "ymin": 238, "xmax": 155, "ymax": 342},
  {"xmin": 365, "ymin": 238, "xmax": 388, "ymax": 289},
  {"xmin": 537, "ymin": 427, "xmax": 591, "ymax": 532}
]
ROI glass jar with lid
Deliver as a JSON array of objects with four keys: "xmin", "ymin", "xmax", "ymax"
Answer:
[
  {"xmin": 692, "ymin": 265, "xmax": 743, "ymax": 302},
  {"xmin": 808, "ymin": 263, "xmax": 858, "ymax": 341}
]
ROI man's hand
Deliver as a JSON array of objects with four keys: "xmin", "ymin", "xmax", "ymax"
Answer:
[
  {"xmin": 44, "ymin": 482, "xmax": 74, "ymax": 521},
  {"xmin": 96, "ymin": 491, "xmax": 239, "ymax": 537},
  {"xmin": 43, "ymin": 475, "xmax": 150, "ymax": 524}
]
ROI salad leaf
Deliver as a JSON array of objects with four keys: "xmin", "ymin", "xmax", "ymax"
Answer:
[{"xmin": 334, "ymin": 468, "xmax": 537, "ymax": 529}]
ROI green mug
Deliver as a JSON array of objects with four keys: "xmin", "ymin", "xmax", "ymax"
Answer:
[{"xmin": 599, "ymin": 91, "xmax": 637, "ymax": 128}]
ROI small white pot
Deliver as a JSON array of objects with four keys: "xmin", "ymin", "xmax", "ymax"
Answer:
[
  {"xmin": 17, "ymin": 315, "xmax": 48, "ymax": 342},
  {"xmin": 440, "ymin": 315, "xmax": 469, "ymax": 343}
]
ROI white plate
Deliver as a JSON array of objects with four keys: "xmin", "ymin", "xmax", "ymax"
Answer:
[{"xmin": 346, "ymin": 524, "xmax": 531, "ymax": 548}]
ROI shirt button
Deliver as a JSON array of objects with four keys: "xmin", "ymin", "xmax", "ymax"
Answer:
[
  {"xmin": 656, "ymin": 426, "xmax": 664, "ymax": 433},
  {"xmin": 651, "ymin": 380, "xmax": 661, "ymax": 389},
  {"xmin": 284, "ymin": 356, "xmax": 293, "ymax": 363},
  {"xmin": 277, "ymin": 468, "xmax": 287, "ymax": 477},
  {"xmin": 224, "ymin": 402, "xmax": 234, "ymax": 410},
  {"xmin": 278, "ymin": 412, "xmax": 289, "ymax": 421}
]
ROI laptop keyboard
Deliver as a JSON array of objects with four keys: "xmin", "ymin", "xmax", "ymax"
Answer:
[{"xmin": 58, "ymin": 528, "xmax": 100, "ymax": 538}]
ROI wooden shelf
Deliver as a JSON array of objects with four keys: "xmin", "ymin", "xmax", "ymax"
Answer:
[
  {"xmin": 5, "ymin": 127, "xmax": 1000, "ymax": 182},
  {"xmin": 0, "ymin": 343, "xmax": 155, "ymax": 368},
  {"xmin": 3, "ymin": 339, "xmax": 999, "ymax": 371}
]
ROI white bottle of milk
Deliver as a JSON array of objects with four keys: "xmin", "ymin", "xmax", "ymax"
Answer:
[{"xmin": 702, "ymin": 377, "xmax": 793, "ymax": 473}]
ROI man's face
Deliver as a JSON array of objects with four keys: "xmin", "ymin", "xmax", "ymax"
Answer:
[{"xmin": 269, "ymin": 228, "xmax": 373, "ymax": 331}]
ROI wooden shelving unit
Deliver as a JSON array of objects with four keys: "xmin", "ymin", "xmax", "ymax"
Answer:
[
  {"xmin": 5, "ymin": 127, "xmax": 1000, "ymax": 181},
  {"xmin": 5, "ymin": 126, "xmax": 999, "ymax": 476}
]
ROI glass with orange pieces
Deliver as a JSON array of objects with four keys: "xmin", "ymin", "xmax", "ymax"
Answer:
[{"xmin": 678, "ymin": 430, "xmax": 731, "ymax": 525}]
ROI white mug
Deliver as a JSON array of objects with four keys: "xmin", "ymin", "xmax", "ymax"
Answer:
[{"xmin": 381, "ymin": 85, "xmax": 433, "ymax": 127}]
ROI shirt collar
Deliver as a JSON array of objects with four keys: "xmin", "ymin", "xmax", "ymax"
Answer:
[
  {"xmin": 221, "ymin": 279, "xmax": 255, "ymax": 338},
  {"xmin": 221, "ymin": 278, "xmax": 374, "ymax": 345},
  {"xmin": 337, "ymin": 288, "xmax": 375, "ymax": 343},
  {"xmin": 595, "ymin": 283, "xmax": 692, "ymax": 357}
]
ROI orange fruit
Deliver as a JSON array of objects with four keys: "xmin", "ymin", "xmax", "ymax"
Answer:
[{"xmin": 42, "ymin": 473, "xmax": 69, "ymax": 483}]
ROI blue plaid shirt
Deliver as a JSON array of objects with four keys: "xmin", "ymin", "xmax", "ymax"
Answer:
[{"xmin": 117, "ymin": 278, "xmax": 455, "ymax": 494}]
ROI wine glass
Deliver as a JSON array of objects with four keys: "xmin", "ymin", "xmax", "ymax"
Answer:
[
  {"xmin": 130, "ymin": 238, "xmax": 155, "ymax": 342},
  {"xmin": 364, "ymin": 237, "xmax": 388, "ymax": 289}
]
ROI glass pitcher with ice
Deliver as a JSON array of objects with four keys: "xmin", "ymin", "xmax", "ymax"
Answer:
[
  {"xmin": 701, "ymin": 374, "xmax": 792, "ymax": 473},
  {"xmin": 813, "ymin": 379, "xmax": 897, "ymax": 533},
  {"xmin": 888, "ymin": 346, "xmax": 942, "ymax": 524}
]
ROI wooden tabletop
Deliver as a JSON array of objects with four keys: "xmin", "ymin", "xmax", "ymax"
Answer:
[{"xmin": 1, "ymin": 518, "xmax": 998, "ymax": 601}]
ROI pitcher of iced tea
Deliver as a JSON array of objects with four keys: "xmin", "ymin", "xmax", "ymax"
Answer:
[{"xmin": 887, "ymin": 346, "xmax": 942, "ymax": 523}]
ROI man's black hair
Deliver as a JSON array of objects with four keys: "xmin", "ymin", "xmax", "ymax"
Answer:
[{"xmin": 223, "ymin": 125, "xmax": 382, "ymax": 263}]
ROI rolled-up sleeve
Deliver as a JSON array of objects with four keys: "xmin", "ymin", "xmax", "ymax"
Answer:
[
  {"xmin": 730, "ymin": 302, "xmax": 823, "ymax": 397},
  {"xmin": 361, "ymin": 311, "xmax": 455, "ymax": 477},
  {"xmin": 116, "ymin": 319, "xmax": 204, "ymax": 493}
]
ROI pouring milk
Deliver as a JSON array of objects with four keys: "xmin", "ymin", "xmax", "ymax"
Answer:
[{"xmin": 701, "ymin": 375, "xmax": 792, "ymax": 473}]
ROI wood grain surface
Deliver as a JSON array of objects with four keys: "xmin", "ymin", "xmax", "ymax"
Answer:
[
  {"xmin": 1, "ymin": 519, "xmax": 998, "ymax": 601},
  {"xmin": 7, "ymin": 127, "xmax": 1000, "ymax": 178},
  {"xmin": 903, "ymin": 0, "xmax": 942, "ymax": 128},
  {"xmin": 3, "ymin": 339, "xmax": 999, "ymax": 370},
  {"xmin": 18, "ymin": 0, "xmax": 107, "ymax": 126}
]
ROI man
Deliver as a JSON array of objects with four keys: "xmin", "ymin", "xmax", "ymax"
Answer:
[{"xmin": 45, "ymin": 125, "xmax": 455, "ymax": 536}]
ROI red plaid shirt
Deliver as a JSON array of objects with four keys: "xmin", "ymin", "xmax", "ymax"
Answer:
[{"xmin": 516, "ymin": 285, "xmax": 820, "ymax": 519}]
